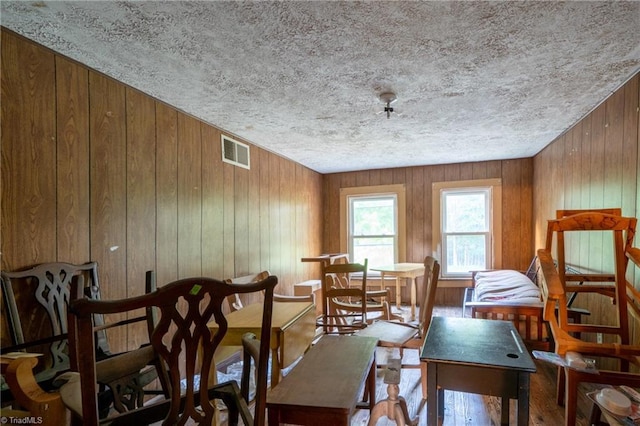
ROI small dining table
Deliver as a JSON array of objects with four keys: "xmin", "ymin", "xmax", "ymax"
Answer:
[
  {"xmin": 370, "ymin": 263, "xmax": 424, "ymax": 321},
  {"xmin": 207, "ymin": 300, "xmax": 316, "ymax": 387}
]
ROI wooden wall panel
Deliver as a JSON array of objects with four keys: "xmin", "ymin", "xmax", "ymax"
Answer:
[
  {"xmin": 247, "ymin": 148, "xmax": 261, "ymax": 275},
  {"xmin": 279, "ymin": 156, "xmax": 293, "ymax": 289},
  {"xmin": 155, "ymin": 103, "xmax": 179, "ymax": 286},
  {"xmin": 234, "ymin": 164, "xmax": 250, "ymax": 276},
  {"xmin": 622, "ymin": 76, "xmax": 639, "ymax": 218},
  {"xmin": 126, "ymin": 88, "xmax": 157, "ymax": 296},
  {"xmin": 0, "ymin": 31, "xmax": 57, "ymax": 348},
  {"xmin": 577, "ymin": 118, "xmax": 592, "ymax": 271},
  {"xmin": 89, "ymin": 71, "xmax": 128, "ymax": 350},
  {"xmin": 177, "ymin": 114, "xmax": 202, "ymax": 278},
  {"xmin": 604, "ymin": 90, "xmax": 626, "ymax": 209},
  {"xmin": 1, "ymin": 31, "xmax": 56, "ymax": 270},
  {"xmin": 201, "ymin": 124, "xmax": 224, "ymax": 279},
  {"xmin": 56, "ymin": 56, "xmax": 90, "ymax": 263},
  {"xmin": 89, "ymin": 71, "xmax": 127, "ymax": 296},
  {"xmin": 408, "ymin": 167, "xmax": 424, "ymax": 264},
  {"xmin": 268, "ymin": 154, "xmax": 281, "ymax": 279},
  {"xmin": 222, "ymin": 157, "xmax": 235, "ymax": 280},
  {"xmin": 258, "ymin": 148, "xmax": 272, "ymax": 274},
  {"xmin": 294, "ymin": 164, "xmax": 306, "ymax": 281},
  {"xmin": 125, "ymin": 88, "xmax": 157, "ymax": 349}
]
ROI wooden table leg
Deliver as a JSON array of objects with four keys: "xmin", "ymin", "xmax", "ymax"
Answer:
[
  {"xmin": 395, "ymin": 277, "xmax": 402, "ymax": 310},
  {"xmin": 501, "ymin": 396, "xmax": 509, "ymax": 425},
  {"xmin": 427, "ymin": 362, "xmax": 437, "ymax": 426},
  {"xmin": 410, "ymin": 277, "xmax": 417, "ymax": 320},
  {"xmin": 366, "ymin": 355, "xmax": 377, "ymax": 408},
  {"xmin": 517, "ymin": 372, "xmax": 530, "ymax": 426},
  {"xmin": 268, "ymin": 406, "xmax": 280, "ymax": 425}
]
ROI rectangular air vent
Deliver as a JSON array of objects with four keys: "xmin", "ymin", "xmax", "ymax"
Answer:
[{"xmin": 221, "ymin": 135, "xmax": 250, "ymax": 169}]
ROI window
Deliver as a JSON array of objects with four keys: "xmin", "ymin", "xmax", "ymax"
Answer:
[
  {"xmin": 433, "ymin": 179, "xmax": 502, "ymax": 278},
  {"xmin": 340, "ymin": 184, "xmax": 406, "ymax": 269}
]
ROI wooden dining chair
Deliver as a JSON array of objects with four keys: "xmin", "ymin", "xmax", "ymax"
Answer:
[
  {"xmin": 355, "ymin": 256, "xmax": 440, "ymax": 399},
  {"xmin": 0, "ymin": 261, "xmax": 159, "ymax": 416},
  {"xmin": 1, "ymin": 262, "xmax": 104, "ymax": 385},
  {"xmin": 226, "ymin": 270, "xmax": 314, "ymax": 311},
  {"xmin": 538, "ymin": 211, "xmax": 640, "ymax": 426},
  {"xmin": 65, "ymin": 274, "xmax": 277, "ymax": 426},
  {"xmin": 320, "ymin": 259, "xmax": 391, "ymax": 334}
]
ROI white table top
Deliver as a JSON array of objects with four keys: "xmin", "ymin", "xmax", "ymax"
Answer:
[{"xmin": 371, "ymin": 263, "xmax": 425, "ymax": 274}]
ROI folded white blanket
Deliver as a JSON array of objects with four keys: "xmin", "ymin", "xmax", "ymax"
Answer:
[{"xmin": 474, "ymin": 269, "xmax": 541, "ymax": 302}]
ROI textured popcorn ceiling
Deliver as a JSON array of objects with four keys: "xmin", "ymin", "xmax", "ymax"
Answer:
[{"xmin": 2, "ymin": 1, "xmax": 639, "ymax": 173}]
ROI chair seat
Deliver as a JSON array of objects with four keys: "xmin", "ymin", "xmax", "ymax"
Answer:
[{"xmin": 357, "ymin": 321, "xmax": 418, "ymax": 345}]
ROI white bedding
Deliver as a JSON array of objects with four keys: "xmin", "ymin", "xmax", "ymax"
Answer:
[{"xmin": 474, "ymin": 269, "xmax": 542, "ymax": 304}]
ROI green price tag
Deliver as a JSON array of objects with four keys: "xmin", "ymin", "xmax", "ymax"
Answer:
[{"xmin": 190, "ymin": 284, "xmax": 202, "ymax": 295}]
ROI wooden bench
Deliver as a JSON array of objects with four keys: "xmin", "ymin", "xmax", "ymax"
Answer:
[{"xmin": 266, "ymin": 335, "xmax": 378, "ymax": 426}]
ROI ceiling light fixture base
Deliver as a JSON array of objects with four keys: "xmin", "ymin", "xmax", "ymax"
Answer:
[{"xmin": 379, "ymin": 92, "xmax": 397, "ymax": 119}]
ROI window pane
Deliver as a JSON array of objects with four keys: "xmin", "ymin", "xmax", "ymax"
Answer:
[
  {"xmin": 444, "ymin": 192, "xmax": 487, "ymax": 232},
  {"xmin": 352, "ymin": 198, "xmax": 395, "ymax": 236},
  {"xmin": 445, "ymin": 234, "xmax": 486, "ymax": 273},
  {"xmin": 353, "ymin": 237, "xmax": 394, "ymax": 268}
]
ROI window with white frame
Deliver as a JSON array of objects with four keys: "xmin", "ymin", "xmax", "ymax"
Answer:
[
  {"xmin": 433, "ymin": 179, "xmax": 502, "ymax": 278},
  {"xmin": 340, "ymin": 184, "xmax": 406, "ymax": 269}
]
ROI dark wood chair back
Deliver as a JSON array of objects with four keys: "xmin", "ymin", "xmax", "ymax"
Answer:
[
  {"xmin": 225, "ymin": 271, "xmax": 271, "ymax": 312},
  {"xmin": 1, "ymin": 261, "xmax": 107, "ymax": 381},
  {"xmin": 1, "ymin": 262, "xmax": 162, "ymax": 417},
  {"xmin": 68, "ymin": 273, "xmax": 277, "ymax": 426}
]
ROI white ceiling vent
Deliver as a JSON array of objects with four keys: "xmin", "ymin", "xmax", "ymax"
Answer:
[{"xmin": 221, "ymin": 135, "xmax": 250, "ymax": 169}]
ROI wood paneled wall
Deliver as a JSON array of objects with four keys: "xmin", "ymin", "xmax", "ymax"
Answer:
[
  {"xmin": 0, "ymin": 29, "xmax": 323, "ymax": 350},
  {"xmin": 322, "ymin": 158, "xmax": 534, "ymax": 305},
  {"xmin": 533, "ymin": 71, "xmax": 640, "ymax": 345}
]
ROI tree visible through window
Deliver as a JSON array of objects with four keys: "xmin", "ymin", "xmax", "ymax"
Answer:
[
  {"xmin": 340, "ymin": 184, "xmax": 406, "ymax": 270},
  {"xmin": 433, "ymin": 179, "xmax": 502, "ymax": 279},
  {"xmin": 349, "ymin": 195, "xmax": 396, "ymax": 268},
  {"xmin": 442, "ymin": 189, "xmax": 490, "ymax": 275}
]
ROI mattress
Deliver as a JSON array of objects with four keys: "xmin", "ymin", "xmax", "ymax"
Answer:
[{"xmin": 473, "ymin": 269, "xmax": 542, "ymax": 304}]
